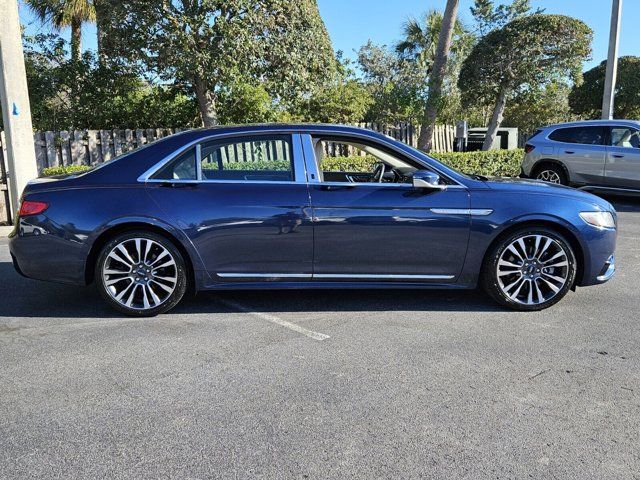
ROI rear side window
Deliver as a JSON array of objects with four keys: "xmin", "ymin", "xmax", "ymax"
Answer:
[
  {"xmin": 152, "ymin": 147, "xmax": 197, "ymax": 180},
  {"xmin": 548, "ymin": 127, "xmax": 606, "ymax": 145},
  {"xmin": 528, "ymin": 129, "xmax": 543, "ymax": 141},
  {"xmin": 200, "ymin": 135, "xmax": 294, "ymax": 182}
]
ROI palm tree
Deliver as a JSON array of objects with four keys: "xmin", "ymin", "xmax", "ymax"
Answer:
[
  {"xmin": 27, "ymin": 0, "xmax": 96, "ymax": 63},
  {"xmin": 396, "ymin": 9, "xmax": 470, "ymax": 75},
  {"xmin": 399, "ymin": 2, "xmax": 465, "ymax": 152}
]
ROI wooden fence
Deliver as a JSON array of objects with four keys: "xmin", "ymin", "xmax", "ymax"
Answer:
[
  {"xmin": 0, "ymin": 123, "xmax": 455, "ymax": 224},
  {"xmin": 1, "ymin": 123, "xmax": 454, "ymax": 174}
]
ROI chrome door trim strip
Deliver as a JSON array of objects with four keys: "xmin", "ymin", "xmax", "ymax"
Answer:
[
  {"xmin": 217, "ymin": 273, "xmax": 313, "ymax": 279},
  {"xmin": 312, "ymin": 274, "xmax": 455, "ymax": 280},
  {"xmin": 217, "ymin": 273, "xmax": 455, "ymax": 280},
  {"xmin": 430, "ymin": 208, "xmax": 493, "ymax": 216}
]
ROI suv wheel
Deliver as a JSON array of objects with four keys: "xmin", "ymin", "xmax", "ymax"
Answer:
[
  {"xmin": 96, "ymin": 231, "xmax": 188, "ymax": 316},
  {"xmin": 482, "ymin": 227, "xmax": 577, "ymax": 311},
  {"xmin": 534, "ymin": 164, "xmax": 567, "ymax": 185}
]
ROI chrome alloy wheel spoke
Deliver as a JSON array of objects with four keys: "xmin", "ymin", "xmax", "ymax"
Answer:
[
  {"xmin": 103, "ymin": 238, "xmax": 178, "ymax": 311},
  {"xmin": 496, "ymin": 234, "xmax": 570, "ymax": 305}
]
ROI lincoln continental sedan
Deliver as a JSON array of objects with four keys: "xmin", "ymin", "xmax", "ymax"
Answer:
[{"xmin": 9, "ymin": 124, "xmax": 617, "ymax": 316}]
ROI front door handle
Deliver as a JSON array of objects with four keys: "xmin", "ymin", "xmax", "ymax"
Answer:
[
  {"xmin": 612, "ymin": 154, "xmax": 625, "ymax": 158},
  {"xmin": 565, "ymin": 150, "xmax": 575, "ymax": 154}
]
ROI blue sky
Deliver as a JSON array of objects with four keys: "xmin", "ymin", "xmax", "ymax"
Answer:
[{"xmin": 19, "ymin": 0, "xmax": 639, "ymax": 71}]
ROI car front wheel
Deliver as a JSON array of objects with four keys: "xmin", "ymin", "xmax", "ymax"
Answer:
[
  {"xmin": 96, "ymin": 231, "xmax": 188, "ymax": 316},
  {"xmin": 482, "ymin": 227, "xmax": 577, "ymax": 311}
]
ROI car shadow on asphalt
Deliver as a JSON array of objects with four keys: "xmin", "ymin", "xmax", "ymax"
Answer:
[{"xmin": 0, "ymin": 261, "xmax": 503, "ymax": 318}]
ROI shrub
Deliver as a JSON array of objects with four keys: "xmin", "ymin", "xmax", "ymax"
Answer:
[
  {"xmin": 321, "ymin": 155, "xmax": 377, "ymax": 172},
  {"xmin": 41, "ymin": 149, "xmax": 524, "ymax": 178},
  {"xmin": 41, "ymin": 165, "xmax": 92, "ymax": 177},
  {"xmin": 432, "ymin": 149, "xmax": 523, "ymax": 177}
]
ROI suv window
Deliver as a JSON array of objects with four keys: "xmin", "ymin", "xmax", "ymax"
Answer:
[
  {"xmin": 548, "ymin": 127, "xmax": 606, "ymax": 145},
  {"xmin": 610, "ymin": 127, "xmax": 640, "ymax": 149},
  {"xmin": 200, "ymin": 135, "xmax": 294, "ymax": 182}
]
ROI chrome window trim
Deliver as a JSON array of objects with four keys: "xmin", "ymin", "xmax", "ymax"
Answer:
[{"xmin": 138, "ymin": 129, "xmax": 305, "ymax": 184}]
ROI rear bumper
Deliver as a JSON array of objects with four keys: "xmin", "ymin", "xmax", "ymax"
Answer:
[{"xmin": 8, "ymin": 216, "xmax": 86, "ymax": 286}]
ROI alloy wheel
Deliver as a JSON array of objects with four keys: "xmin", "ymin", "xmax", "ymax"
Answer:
[
  {"xmin": 102, "ymin": 237, "xmax": 178, "ymax": 311},
  {"xmin": 536, "ymin": 170, "xmax": 562, "ymax": 184},
  {"xmin": 496, "ymin": 234, "xmax": 570, "ymax": 306}
]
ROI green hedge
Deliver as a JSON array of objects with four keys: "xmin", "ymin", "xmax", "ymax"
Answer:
[
  {"xmin": 433, "ymin": 149, "xmax": 523, "ymax": 177},
  {"xmin": 41, "ymin": 164, "xmax": 95, "ymax": 176},
  {"xmin": 41, "ymin": 149, "xmax": 524, "ymax": 178}
]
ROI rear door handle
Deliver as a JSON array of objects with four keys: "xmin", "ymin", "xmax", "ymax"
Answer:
[{"xmin": 564, "ymin": 150, "xmax": 575, "ymax": 154}]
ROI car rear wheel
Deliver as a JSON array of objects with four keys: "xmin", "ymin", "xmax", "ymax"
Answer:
[
  {"xmin": 482, "ymin": 227, "xmax": 577, "ymax": 311},
  {"xmin": 96, "ymin": 231, "xmax": 187, "ymax": 316},
  {"xmin": 534, "ymin": 164, "xmax": 567, "ymax": 185}
]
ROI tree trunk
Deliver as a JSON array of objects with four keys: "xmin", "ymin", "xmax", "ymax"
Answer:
[
  {"xmin": 482, "ymin": 86, "xmax": 509, "ymax": 151},
  {"xmin": 70, "ymin": 17, "xmax": 82, "ymax": 64},
  {"xmin": 95, "ymin": 0, "xmax": 107, "ymax": 63},
  {"xmin": 194, "ymin": 78, "xmax": 218, "ymax": 127},
  {"xmin": 417, "ymin": 0, "xmax": 459, "ymax": 152}
]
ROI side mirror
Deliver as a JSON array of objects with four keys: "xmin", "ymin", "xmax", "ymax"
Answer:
[{"xmin": 413, "ymin": 171, "xmax": 446, "ymax": 190}]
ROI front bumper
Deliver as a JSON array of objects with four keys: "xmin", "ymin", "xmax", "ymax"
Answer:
[{"xmin": 596, "ymin": 254, "xmax": 616, "ymax": 283}]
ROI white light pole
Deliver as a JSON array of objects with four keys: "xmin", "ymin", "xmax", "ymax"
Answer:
[
  {"xmin": 0, "ymin": 0, "xmax": 39, "ymax": 220},
  {"xmin": 601, "ymin": 0, "xmax": 623, "ymax": 120}
]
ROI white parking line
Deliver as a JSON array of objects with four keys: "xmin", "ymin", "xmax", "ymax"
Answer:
[{"xmin": 219, "ymin": 299, "xmax": 330, "ymax": 341}]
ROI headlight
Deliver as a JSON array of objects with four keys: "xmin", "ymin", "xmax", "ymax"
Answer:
[{"xmin": 579, "ymin": 211, "xmax": 616, "ymax": 229}]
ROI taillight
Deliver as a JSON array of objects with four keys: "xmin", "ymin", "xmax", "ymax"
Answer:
[
  {"xmin": 524, "ymin": 144, "xmax": 535, "ymax": 154},
  {"xmin": 19, "ymin": 200, "xmax": 49, "ymax": 216}
]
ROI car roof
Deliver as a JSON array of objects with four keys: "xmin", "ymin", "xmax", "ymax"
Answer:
[
  {"xmin": 185, "ymin": 123, "xmax": 392, "ymax": 139},
  {"xmin": 543, "ymin": 119, "xmax": 640, "ymax": 130}
]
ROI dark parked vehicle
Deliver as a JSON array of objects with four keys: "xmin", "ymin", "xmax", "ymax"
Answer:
[
  {"xmin": 9, "ymin": 124, "xmax": 617, "ymax": 316},
  {"xmin": 522, "ymin": 120, "xmax": 640, "ymax": 194}
]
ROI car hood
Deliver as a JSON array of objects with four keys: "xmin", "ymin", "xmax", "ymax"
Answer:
[{"xmin": 481, "ymin": 177, "xmax": 615, "ymax": 212}]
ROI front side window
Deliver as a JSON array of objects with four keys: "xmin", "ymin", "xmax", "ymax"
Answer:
[
  {"xmin": 549, "ymin": 127, "xmax": 606, "ymax": 145},
  {"xmin": 200, "ymin": 135, "xmax": 294, "ymax": 182},
  {"xmin": 311, "ymin": 136, "xmax": 441, "ymax": 185},
  {"xmin": 610, "ymin": 127, "xmax": 640, "ymax": 149}
]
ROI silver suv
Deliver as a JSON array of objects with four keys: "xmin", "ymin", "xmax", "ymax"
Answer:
[{"xmin": 521, "ymin": 120, "xmax": 640, "ymax": 194}]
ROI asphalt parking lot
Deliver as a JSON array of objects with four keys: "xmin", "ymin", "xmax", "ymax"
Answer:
[{"xmin": 1, "ymin": 196, "xmax": 639, "ymax": 480}]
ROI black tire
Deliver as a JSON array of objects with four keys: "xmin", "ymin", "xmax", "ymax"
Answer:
[
  {"xmin": 95, "ymin": 230, "xmax": 188, "ymax": 317},
  {"xmin": 533, "ymin": 163, "xmax": 568, "ymax": 185},
  {"xmin": 481, "ymin": 227, "xmax": 577, "ymax": 311}
]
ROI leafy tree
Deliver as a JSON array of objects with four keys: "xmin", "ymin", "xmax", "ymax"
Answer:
[
  {"xmin": 357, "ymin": 41, "xmax": 426, "ymax": 123},
  {"xmin": 569, "ymin": 56, "xmax": 640, "ymax": 120},
  {"xmin": 104, "ymin": 0, "xmax": 336, "ymax": 127},
  {"xmin": 470, "ymin": 0, "xmax": 541, "ymax": 35},
  {"xmin": 504, "ymin": 82, "xmax": 574, "ymax": 134},
  {"xmin": 25, "ymin": 0, "xmax": 96, "ymax": 63},
  {"xmin": 458, "ymin": 14, "xmax": 592, "ymax": 150},
  {"xmin": 22, "ymin": 33, "xmax": 198, "ymax": 130},
  {"xmin": 216, "ymin": 81, "xmax": 278, "ymax": 125}
]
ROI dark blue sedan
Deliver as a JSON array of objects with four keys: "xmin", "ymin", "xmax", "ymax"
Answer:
[{"xmin": 9, "ymin": 124, "xmax": 617, "ymax": 316}]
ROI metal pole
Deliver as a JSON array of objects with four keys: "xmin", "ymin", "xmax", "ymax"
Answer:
[
  {"xmin": 602, "ymin": 0, "xmax": 623, "ymax": 120},
  {"xmin": 0, "ymin": 0, "xmax": 39, "ymax": 220}
]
